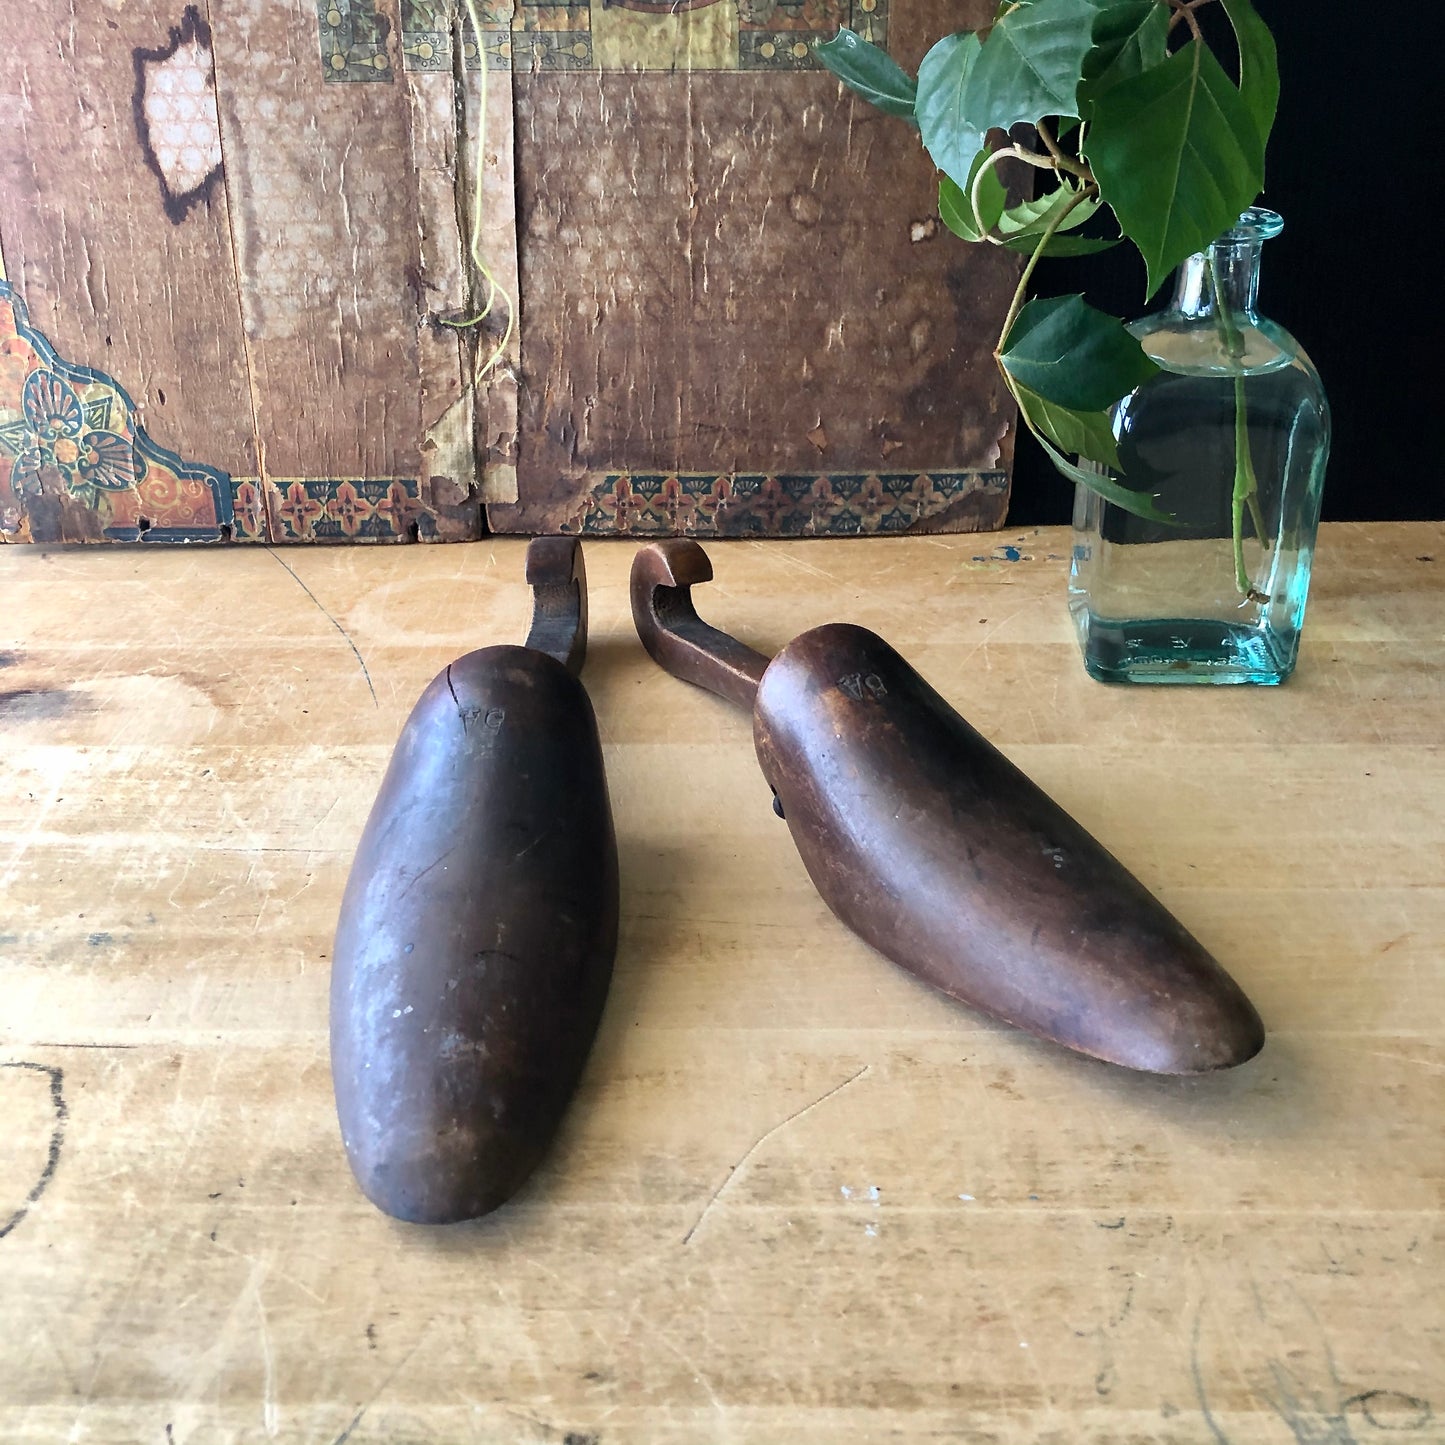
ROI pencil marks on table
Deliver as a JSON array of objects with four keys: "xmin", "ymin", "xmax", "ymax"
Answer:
[
  {"xmin": 265, "ymin": 546, "xmax": 378, "ymax": 706},
  {"xmin": 1190, "ymin": 1287, "xmax": 1435, "ymax": 1444},
  {"xmin": 0, "ymin": 1062, "xmax": 67, "ymax": 1241}
]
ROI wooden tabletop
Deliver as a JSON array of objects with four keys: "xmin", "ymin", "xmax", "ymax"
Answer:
[{"xmin": 3, "ymin": 523, "xmax": 1442, "ymax": 1445}]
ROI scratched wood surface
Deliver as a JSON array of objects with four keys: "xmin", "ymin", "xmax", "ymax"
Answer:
[
  {"xmin": 0, "ymin": 0, "xmax": 256, "ymax": 476},
  {"xmin": 207, "ymin": 2, "xmax": 429, "ymax": 483},
  {"xmin": 2, "ymin": 523, "xmax": 1442, "ymax": 1444},
  {"xmin": 1, "ymin": 0, "xmax": 1019, "ymax": 545},
  {"xmin": 493, "ymin": 0, "xmax": 1020, "ymax": 534}
]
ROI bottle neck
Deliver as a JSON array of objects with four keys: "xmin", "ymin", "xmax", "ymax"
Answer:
[{"xmin": 1172, "ymin": 240, "xmax": 1264, "ymax": 325}]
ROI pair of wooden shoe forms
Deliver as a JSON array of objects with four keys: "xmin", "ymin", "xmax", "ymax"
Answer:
[{"xmin": 331, "ymin": 539, "xmax": 1264, "ymax": 1224}]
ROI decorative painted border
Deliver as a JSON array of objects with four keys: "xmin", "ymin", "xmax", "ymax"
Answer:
[
  {"xmin": 568, "ymin": 468, "xmax": 1007, "ymax": 536},
  {"xmin": 1, "ymin": 292, "xmax": 1002, "ymax": 544},
  {"xmin": 231, "ymin": 476, "xmax": 439, "ymax": 543},
  {"xmin": 739, "ymin": 0, "xmax": 888, "ymax": 72},
  {"xmin": 0, "ymin": 282, "xmax": 478, "ymax": 545},
  {"xmin": 316, "ymin": 0, "xmax": 397, "ymax": 82},
  {"xmin": 324, "ymin": 0, "xmax": 888, "ymax": 77},
  {"xmin": 0, "ymin": 279, "xmax": 233, "ymax": 543}
]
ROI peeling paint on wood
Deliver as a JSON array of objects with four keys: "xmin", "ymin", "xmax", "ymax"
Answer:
[{"xmin": 0, "ymin": 0, "xmax": 1015, "ymax": 543}]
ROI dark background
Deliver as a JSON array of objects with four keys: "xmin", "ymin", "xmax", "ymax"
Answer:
[{"xmin": 1005, "ymin": 5, "xmax": 1435, "ymax": 526}]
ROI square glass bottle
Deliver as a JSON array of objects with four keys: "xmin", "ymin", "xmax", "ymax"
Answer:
[{"xmin": 1069, "ymin": 209, "xmax": 1331, "ymax": 685}]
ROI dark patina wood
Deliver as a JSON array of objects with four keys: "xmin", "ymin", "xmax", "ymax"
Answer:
[
  {"xmin": 631, "ymin": 539, "xmax": 1264, "ymax": 1075},
  {"xmin": 330, "ymin": 537, "xmax": 617, "ymax": 1222},
  {"xmin": 1, "ymin": 0, "xmax": 1013, "ymax": 544}
]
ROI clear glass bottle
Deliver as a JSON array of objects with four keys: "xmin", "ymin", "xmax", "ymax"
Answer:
[{"xmin": 1069, "ymin": 208, "xmax": 1330, "ymax": 684}]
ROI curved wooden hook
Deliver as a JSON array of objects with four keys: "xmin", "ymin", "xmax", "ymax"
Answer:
[
  {"xmin": 524, "ymin": 536, "xmax": 587, "ymax": 676},
  {"xmin": 629, "ymin": 540, "xmax": 770, "ymax": 712}
]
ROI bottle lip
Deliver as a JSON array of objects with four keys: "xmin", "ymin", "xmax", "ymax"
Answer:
[{"xmin": 1216, "ymin": 206, "xmax": 1284, "ymax": 244}]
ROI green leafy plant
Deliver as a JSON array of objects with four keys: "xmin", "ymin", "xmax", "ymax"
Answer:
[{"xmin": 817, "ymin": 0, "xmax": 1279, "ymax": 589}]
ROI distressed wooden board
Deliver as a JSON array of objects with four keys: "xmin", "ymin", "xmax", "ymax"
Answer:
[
  {"xmin": 489, "ymin": 0, "xmax": 1018, "ymax": 536},
  {"xmin": 1, "ymin": 523, "xmax": 1442, "ymax": 1442},
  {"xmin": 489, "ymin": 68, "xmax": 1017, "ymax": 536},
  {"xmin": 0, "ymin": 0, "xmax": 256, "ymax": 541},
  {"xmin": 208, "ymin": 1, "xmax": 484, "ymax": 541},
  {"xmin": 207, "ymin": 1, "xmax": 426, "ymax": 483},
  {"xmin": 400, "ymin": 64, "xmax": 476, "ymax": 501},
  {"xmin": 0, "ymin": 0, "xmax": 254, "ymax": 474},
  {"xmin": 0, "ymin": 1, "xmax": 485, "ymax": 543},
  {"xmin": 0, "ymin": 0, "xmax": 482, "ymax": 544},
  {"xmin": 1, "ymin": 0, "xmax": 1017, "ymax": 545}
]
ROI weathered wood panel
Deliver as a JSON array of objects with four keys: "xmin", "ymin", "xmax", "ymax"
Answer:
[
  {"xmin": 1, "ymin": 0, "xmax": 1017, "ymax": 544},
  {"xmin": 208, "ymin": 1, "xmax": 423, "ymax": 483},
  {"xmin": 0, "ymin": 1, "xmax": 254, "ymax": 476},
  {"xmin": 490, "ymin": 70, "xmax": 1017, "ymax": 535},
  {"xmin": 489, "ymin": 0, "xmax": 1017, "ymax": 535}
]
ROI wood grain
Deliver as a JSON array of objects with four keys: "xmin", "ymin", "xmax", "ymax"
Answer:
[
  {"xmin": 1, "ymin": 523, "xmax": 1441, "ymax": 1443},
  {"xmin": 208, "ymin": 0, "xmax": 425, "ymax": 482},
  {"xmin": 0, "ymin": 0, "xmax": 257, "ymax": 477},
  {"xmin": 514, "ymin": 76, "xmax": 1017, "ymax": 479},
  {"xmin": 1, "ymin": 0, "xmax": 1018, "ymax": 542},
  {"xmin": 494, "ymin": 0, "xmax": 1021, "ymax": 535}
]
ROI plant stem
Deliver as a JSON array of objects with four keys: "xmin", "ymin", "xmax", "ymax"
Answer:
[
  {"xmin": 1034, "ymin": 119, "xmax": 1092, "ymax": 182},
  {"xmin": 1231, "ymin": 373, "xmax": 1264, "ymax": 595},
  {"xmin": 1167, "ymin": 0, "xmax": 1214, "ymax": 34},
  {"xmin": 1002, "ymin": 144, "xmax": 1064, "ymax": 172},
  {"xmin": 1204, "ymin": 254, "xmax": 1269, "ymax": 600},
  {"xmin": 996, "ymin": 185, "xmax": 1092, "ymax": 352},
  {"xmin": 970, "ymin": 146, "xmax": 1020, "ymax": 240}
]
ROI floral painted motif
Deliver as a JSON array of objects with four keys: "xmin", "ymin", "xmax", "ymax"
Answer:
[
  {"xmin": 9, "ymin": 372, "xmax": 144, "ymax": 505},
  {"xmin": 277, "ymin": 480, "xmax": 326, "ymax": 539},
  {"xmin": 651, "ymin": 475, "xmax": 697, "ymax": 532},
  {"xmin": 373, "ymin": 479, "xmax": 422, "ymax": 536},
  {"xmin": 0, "ymin": 280, "xmax": 231, "ymax": 542},
  {"xmin": 749, "ymin": 476, "xmax": 794, "ymax": 534},
  {"xmin": 326, "ymin": 480, "xmax": 376, "ymax": 535},
  {"xmin": 232, "ymin": 480, "xmax": 268, "ymax": 540},
  {"xmin": 1, "ymin": 282, "xmax": 459, "ymax": 545}
]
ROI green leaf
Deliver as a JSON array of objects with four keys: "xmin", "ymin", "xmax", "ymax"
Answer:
[
  {"xmin": 814, "ymin": 27, "xmax": 920, "ymax": 122},
  {"xmin": 999, "ymin": 294, "xmax": 1159, "ymax": 411},
  {"xmin": 939, "ymin": 159, "xmax": 1007, "ymax": 243},
  {"xmin": 940, "ymin": 171, "xmax": 1111, "ymax": 250},
  {"xmin": 996, "ymin": 184, "xmax": 1100, "ymax": 239},
  {"xmin": 915, "ymin": 33, "xmax": 987, "ymax": 186},
  {"xmin": 1016, "ymin": 403, "xmax": 1173, "ymax": 521},
  {"xmin": 1082, "ymin": 0, "xmax": 1169, "ymax": 97},
  {"xmin": 996, "ymin": 184, "xmax": 1115, "ymax": 253},
  {"xmin": 1036, "ymin": 435, "xmax": 1174, "ymax": 522},
  {"xmin": 1219, "ymin": 0, "xmax": 1279, "ymax": 157},
  {"xmin": 1003, "ymin": 230, "xmax": 1121, "ymax": 256},
  {"xmin": 962, "ymin": 0, "xmax": 1099, "ymax": 135},
  {"xmin": 1013, "ymin": 384, "xmax": 1120, "ymax": 468},
  {"xmin": 1084, "ymin": 38, "xmax": 1265, "ymax": 296}
]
